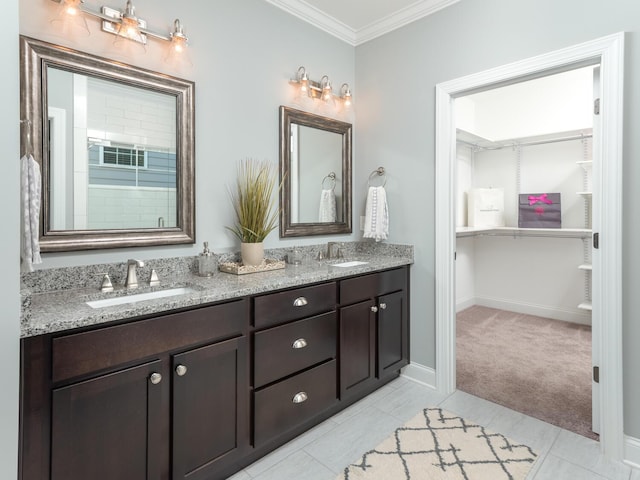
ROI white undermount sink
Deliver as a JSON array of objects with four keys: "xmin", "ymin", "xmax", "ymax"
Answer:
[
  {"xmin": 330, "ymin": 261, "xmax": 369, "ymax": 268},
  {"xmin": 86, "ymin": 287, "xmax": 196, "ymax": 309}
]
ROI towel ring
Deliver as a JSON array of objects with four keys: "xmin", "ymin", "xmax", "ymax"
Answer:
[
  {"xmin": 322, "ymin": 172, "xmax": 337, "ymax": 190},
  {"xmin": 368, "ymin": 167, "xmax": 386, "ymax": 187}
]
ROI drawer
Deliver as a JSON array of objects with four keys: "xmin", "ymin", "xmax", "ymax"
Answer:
[
  {"xmin": 254, "ymin": 282, "xmax": 336, "ymax": 329},
  {"xmin": 339, "ymin": 267, "xmax": 407, "ymax": 305},
  {"xmin": 52, "ymin": 299, "xmax": 248, "ymax": 383},
  {"xmin": 254, "ymin": 360, "xmax": 336, "ymax": 446},
  {"xmin": 254, "ymin": 312, "xmax": 336, "ymax": 388}
]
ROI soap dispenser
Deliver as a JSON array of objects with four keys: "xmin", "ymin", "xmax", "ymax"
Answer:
[{"xmin": 198, "ymin": 241, "xmax": 216, "ymax": 277}]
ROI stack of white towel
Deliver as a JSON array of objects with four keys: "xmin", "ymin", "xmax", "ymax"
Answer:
[
  {"xmin": 319, "ymin": 188, "xmax": 337, "ymax": 223},
  {"xmin": 21, "ymin": 154, "xmax": 42, "ymax": 272},
  {"xmin": 363, "ymin": 185, "xmax": 389, "ymax": 242}
]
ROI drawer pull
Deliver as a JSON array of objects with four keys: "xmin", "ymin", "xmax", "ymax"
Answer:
[
  {"xmin": 293, "ymin": 297, "xmax": 308, "ymax": 307},
  {"xmin": 292, "ymin": 391, "xmax": 308, "ymax": 404},
  {"xmin": 292, "ymin": 338, "xmax": 308, "ymax": 349},
  {"xmin": 149, "ymin": 372, "xmax": 162, "ymax": 385},
  {"xmin": 371, "ymin": 306, "xmax": 378, "ymax": 313},
  {"xmin": 379, "ymin": 303, "xmax": 387, "ymax": 310},
  {"xmin": 175, "ymin": 364, "xmax": 188, "ymax": 376}
]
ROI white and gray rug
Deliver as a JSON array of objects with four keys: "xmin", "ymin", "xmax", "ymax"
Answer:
[{"xmin": 338, "ymin": 408, "xmax": 537, "ymax": 480}]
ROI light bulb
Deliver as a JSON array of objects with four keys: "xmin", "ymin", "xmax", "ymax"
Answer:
[{"xmin": 50, "ymin": 0, "xmax": 90, "ymax": 36}]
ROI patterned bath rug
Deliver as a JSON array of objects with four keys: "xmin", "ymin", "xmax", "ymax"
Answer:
[{"xmin": 338, "ymin": 407, "xmax": 538, "ymax": 480}]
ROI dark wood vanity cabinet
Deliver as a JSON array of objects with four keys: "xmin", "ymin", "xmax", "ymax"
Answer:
[
  {"xmin": 20, "ymin": 266, "xmax": 410, "ymax": 480},
  {"xmin": 51, "ymin": 359, "xmax": 165, "ymax": 480},
  {"xmin": 252, "ymin": 283, "xmax": 339, "ymax": 446},
  {"xmin": 172, "ymin": 336, "xmax": 248, "ymax": 480},
  {"xmin": 338, "ymin": 267, "xmax": 410, "ymax": 399},
  {"xmin": 20, "ymin": 299, "xmax": 250, "ymax": 480}
]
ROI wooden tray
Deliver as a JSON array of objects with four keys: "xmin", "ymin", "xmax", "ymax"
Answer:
[{"xmin": 219, "ymin": 259, "xmax": 286, "ymax": 275}]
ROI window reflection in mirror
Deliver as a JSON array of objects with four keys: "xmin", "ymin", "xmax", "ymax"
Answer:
[{"xmin": 48, "ymin": 68, "xmax": 178, "ymax": 231}]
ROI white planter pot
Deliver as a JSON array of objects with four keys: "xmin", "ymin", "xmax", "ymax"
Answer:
[{"xmin": 241, "ymin": 242, "xmax": 264, "ymax": 266}]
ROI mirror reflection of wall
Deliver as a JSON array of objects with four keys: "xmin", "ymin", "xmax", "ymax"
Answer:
[
  {"xmin": 291, "ymin": 124, "xmax": 343, "ymax": 223},
  {"xmin": 47, "ymin": 67, "xmax": 177, "ymax": 232}
]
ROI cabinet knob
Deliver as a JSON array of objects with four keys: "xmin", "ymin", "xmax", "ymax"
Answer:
[
  {"xmin": 293, "ymin": 296, "xmax": 308, "ymax": 307},
  {"xmin": 371, "ymin": 306, "xmax": 378, "ymax": 313},
  {"xmin": 379, "ymin": 303, "xmax": 387, "ymax": 310},
  {"xmin": 149, "ymin": 372, "xmax": 162, "ymax": 385},
  {"xmin": 175, "ymin": 364, "xmax": 188, "ymax": 376},
  {"xmin": 292, "ymin": 338, "xmax": 308, "ymax": 349},
  {"xmin": 292, "ymin": 391, "xmax": 308, "ymax": 404}
]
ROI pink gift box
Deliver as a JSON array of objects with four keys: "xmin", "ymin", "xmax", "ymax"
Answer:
[{"xmin": 518, "ymin": 193, "xmax": 561, "ymax": 228}]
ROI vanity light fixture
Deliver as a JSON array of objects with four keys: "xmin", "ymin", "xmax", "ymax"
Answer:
[
  {"xmin": 49, "ymin": 0, "xmax": 189, "ymax": 54},
  {"xmin": 296, "ymin": 66, "xmax": 310, "ymax": 95},
  {"xmin": 290, "ymin": 66, "xmax": 353, "ymax": 108},
  {"xmin": 340, "ymin": 83, "xmax": 352, "ymax": 108},
  {"xmin": 320, "ymin": 75, "xmax": 333, "ymax": 102}
]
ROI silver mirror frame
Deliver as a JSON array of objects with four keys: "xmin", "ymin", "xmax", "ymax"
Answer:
[
  {"xmin": 20, "ymin": 35, "xmax": 195, "ymax": 252},
  {"xmin": 279, "ymin": 106, "xmax": 352, "ymax": 237}
]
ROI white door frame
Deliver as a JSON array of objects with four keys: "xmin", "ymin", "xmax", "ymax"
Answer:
[{"xmin": 435, "ymin": 32, "xmax": 624, "ymax": 459}]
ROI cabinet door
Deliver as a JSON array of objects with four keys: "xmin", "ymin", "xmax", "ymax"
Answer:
[
  {"xmin": 377, "ymin": 290, "xmax": 409, "ymax": 378},
  {"xmin": 172, "ymin": 336, "xmax": 249, "ymax": 480},
  {"xmin": 51, "ymin": 360, "xmax": 164, "ymax": 480},
  {"xmin": 339, "ymin": 299, "xmax": 376, "ymax": 398}
]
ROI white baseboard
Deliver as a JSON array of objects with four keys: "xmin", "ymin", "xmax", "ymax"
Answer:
[
  {"xmin": 472, "ymin": 296, "xmax": 593, "ymax": 325},
  {"xmin": 401, "ymin": 362, "xmax": 437, "ymax": 390},
  {"xmin": 624, "ymin": 435, "xmax": 640, "ymax": 469},
  {"xmin": 456, "ymin": 296, "xmax": 476, "ymax": 312}
]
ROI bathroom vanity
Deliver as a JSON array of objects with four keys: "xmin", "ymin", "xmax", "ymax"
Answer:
[{"xmin": 19, "ymin": 252, "xmax": 411, "ymax": 480}]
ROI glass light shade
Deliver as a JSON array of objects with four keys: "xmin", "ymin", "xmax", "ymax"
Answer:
[
  {"xmin": 117, "ymin": 15, "xmax": 144, "ymax": 42},
  {"xmin": 322, "ymin": 80, "xmax": 332, "ymax": 102},
  {"xmin": 51, "ymin": 0, "xmax": 90, "ymax": 36},
  {"xmin": 171, "ymin": 36, "xmax": 187, "ymax": 53},
  {"xmin": 343, "ymin": 91, "xmax": 352, "ymax": 107},
  {"xmin": 300, "ymin": 77, "xmax": 309, "ymax": 95}
]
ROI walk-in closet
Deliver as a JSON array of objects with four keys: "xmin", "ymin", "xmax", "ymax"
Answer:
[{"xmin": 454, "ymin": 65, "xmax": 598, "ymax": 439}]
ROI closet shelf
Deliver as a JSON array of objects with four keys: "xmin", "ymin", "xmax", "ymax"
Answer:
[
  {"xmin": 578, "ymin": 301, "xmax": 593, "ymax": 311},
  {"xmin": 457, "ymin": 128, "xmax": 593, "ymax": 151},
  {"xmin": 577, "ymin": 191, "xmax": 592, "ymax": 197},
  {"xmin": 456, "ymin": 226, "xmax": 591, "ymax": 239},
  {"xmin": 577, "ymin": 160, "xmax": 593, "ymax": 166},
  {"xmin": 578, "ymin": 264, "xmax": 593, "ymax": 271}
]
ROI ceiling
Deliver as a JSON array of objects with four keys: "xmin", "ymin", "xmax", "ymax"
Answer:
[{"xmin": 264, "ymin": 0, "xmax": 460, "ymax": 46}]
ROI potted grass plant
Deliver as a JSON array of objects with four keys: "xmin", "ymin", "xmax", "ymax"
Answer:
[{"xmin": 227, "ymin": 158, "xmax": 281, "ymax": 266}]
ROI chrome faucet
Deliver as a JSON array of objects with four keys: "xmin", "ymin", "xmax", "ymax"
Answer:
[
  {"xmin": 125, "ymin": 259, "xmax": 145, "ymax": 289},
  {"xmin": 326, "ymin": 242, "xmax": 344, "ymax": 260}
]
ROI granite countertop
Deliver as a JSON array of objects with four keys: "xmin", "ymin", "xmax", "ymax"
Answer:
[{"xmin": 21, "ymin": 251, "xmax": 412, "ymax": 338}]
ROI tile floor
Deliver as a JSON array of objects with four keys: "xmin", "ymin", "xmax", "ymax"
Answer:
[{"xmin": 229, "ymin": 376, "xmax": 639, "ymax": 480}]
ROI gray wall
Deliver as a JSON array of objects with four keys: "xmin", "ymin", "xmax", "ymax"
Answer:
[
  {"xmin": 20, "ymin": 0, "xmax": 357, "ymax": 267},
  {"xmin": 354, "ymin": 0, "xmax": 640, "ymax": 436},
  {"xmin": 14, "ymin": 0, "xmax": 640, "ymax": 452},
  {"xmin": 3, "ymin": 0, "xmax": 19, "ymax": 476}
]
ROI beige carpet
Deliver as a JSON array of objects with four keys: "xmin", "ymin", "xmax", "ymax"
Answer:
[
  {"xmin": 338, "ymin": 408, "xmax": 537, "ymax": 479},
  {"xmin": 457, "ymin": 305, "xmax": 596, "ymax": 440}
]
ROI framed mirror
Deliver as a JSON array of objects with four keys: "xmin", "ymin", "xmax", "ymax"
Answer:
[
  {"xmin": 20, "ymin": 35, "xmax": 195, "ymax": 252},
  {"xmin": 279, "ymin": 106, "xmax": 352, "ymax": 237}
]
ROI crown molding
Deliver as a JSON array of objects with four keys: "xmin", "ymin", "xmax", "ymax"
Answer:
[
  {"xmin": 264, "ymin": 0, "xmax": 357, "ymax": 45},
  {"xmin": 264, "ymin": 0, "xmax": 460, "ymax": 46},
  {"xmin": 356, "ymin": 0, "xmax": 460, "ymax": 45}
]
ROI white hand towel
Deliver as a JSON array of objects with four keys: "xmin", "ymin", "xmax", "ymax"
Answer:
[
  {"xmin": 21, "ymin": 154, "xmax": 42, "ymax": 272},
  {"xmin": 363, "ymin": 186, "xmax": 389, "ymax": 242},
  {"xmin": 319, "ymin": 188, "xmax": 337, "ymax": 223}
]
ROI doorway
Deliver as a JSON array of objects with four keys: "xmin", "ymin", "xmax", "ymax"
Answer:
[
  {"xmin": 454, "ymin": 66, "xmax": 597, "ymax": 439},
  {"xmin": 434, "ymin": 33, "xmax": 624, "ymax": 459}
]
